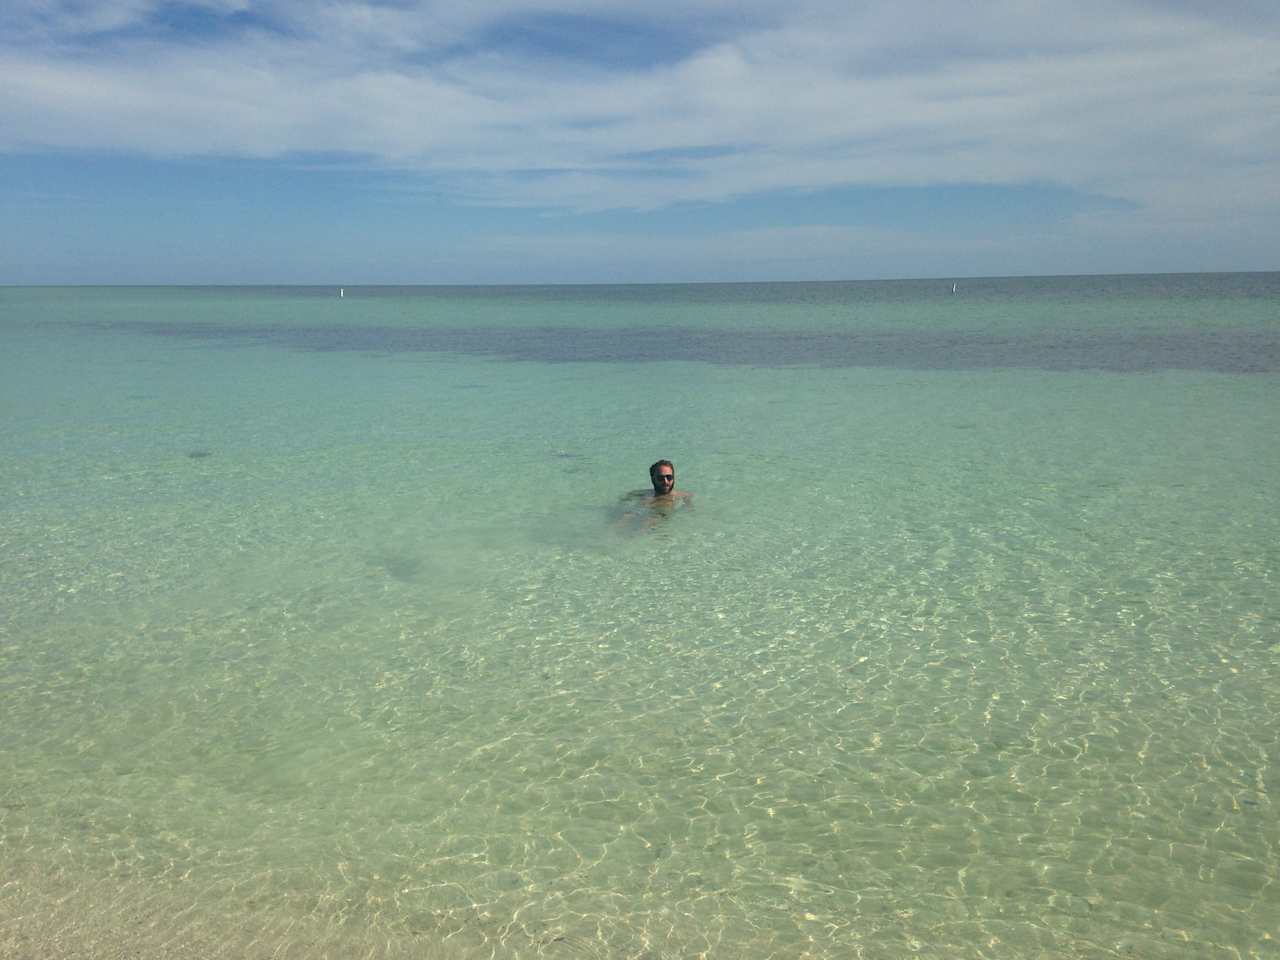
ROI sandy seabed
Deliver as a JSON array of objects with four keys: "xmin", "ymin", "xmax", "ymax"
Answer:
[{"xmin": 0, "ymin": 865, "xmax": 520, "ymax": 960}]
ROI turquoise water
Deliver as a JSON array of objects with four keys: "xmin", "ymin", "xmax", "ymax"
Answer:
[{"xmin": 2, "ymin": 277, "xmax": 1278, "ymax": 958}]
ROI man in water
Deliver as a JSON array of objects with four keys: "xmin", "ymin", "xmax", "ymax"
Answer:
[
  {"xmin": 646, "ymin": 459, "xmax": 691, "ymax": 503},
  {"xmin": 619, "ymin": 459, "xmax": 693, "ymax": 526}
]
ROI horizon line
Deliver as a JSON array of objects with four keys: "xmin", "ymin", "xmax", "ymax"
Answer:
[{"xmin": 4, "ymin": 269, "xmax": 1279, "ymax": 289}]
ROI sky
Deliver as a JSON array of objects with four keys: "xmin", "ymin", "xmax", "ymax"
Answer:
[{"xmin": 2, "ymin": 0, "xmax": 1278, "ymax": 283}]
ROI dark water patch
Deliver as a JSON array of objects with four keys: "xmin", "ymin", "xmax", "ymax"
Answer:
[
  {"xmin": 87, "ymin": 321, "xmax": 1280, "ymax": 373},
  {"xmin": 369, "ymin": 552, "xmax": 423, "ymax": 582},
  {"xmin": 186, "ymin": 449, "xmax": 214, "ymax": 459}
]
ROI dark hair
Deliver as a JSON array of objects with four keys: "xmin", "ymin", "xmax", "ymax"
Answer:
[{"xmin": 649, "ymin": 459, "xmax": 674, "ymax": 481}]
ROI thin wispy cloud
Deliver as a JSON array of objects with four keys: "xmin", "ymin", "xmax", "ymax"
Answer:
[{"xmin": 1, "ymin": 1, "xmax": 1277, "ymax": 281}]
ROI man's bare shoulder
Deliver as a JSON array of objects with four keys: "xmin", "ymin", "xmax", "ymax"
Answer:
[{"xmin": 619, "ymin": 489, "xmax": 692, "ymax": 506}]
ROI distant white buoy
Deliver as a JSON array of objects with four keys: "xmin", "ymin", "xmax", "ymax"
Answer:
[
  {"xmin": 952, "ymin": 283, "xmax": 957, "ymax": 294},
  {"xmin": 339, "ymin": 288, "xmax": 344, "ymax": 298}
]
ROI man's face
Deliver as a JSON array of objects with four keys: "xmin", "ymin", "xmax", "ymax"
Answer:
[{"xmin": 652, "ymin": 465, "xmax": 675, "ymax": 494}]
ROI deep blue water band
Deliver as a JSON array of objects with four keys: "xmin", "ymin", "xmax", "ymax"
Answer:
[{"xmin": 89, "ymin": 321, "xmax": 1280, "ymax": 373}]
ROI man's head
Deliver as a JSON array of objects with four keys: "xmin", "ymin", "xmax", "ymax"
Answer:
[{"xmin": 649, "ymin": 459, "xmax": 675, "ymax": 495}]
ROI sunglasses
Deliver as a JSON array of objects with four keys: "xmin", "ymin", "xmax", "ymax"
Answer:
[{"xmin": 656, "ymin": 474, "xmax": 675, "ymax": 482}]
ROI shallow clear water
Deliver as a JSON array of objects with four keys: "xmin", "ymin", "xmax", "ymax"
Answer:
[{"xmin": 2, "ymin": 278, "xmax": 1278, "ymax": 958}]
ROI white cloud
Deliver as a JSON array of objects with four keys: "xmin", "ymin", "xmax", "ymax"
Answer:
[{"xmin": 1, "ymin": 0, "xmax": 1278, "ymax": 226}]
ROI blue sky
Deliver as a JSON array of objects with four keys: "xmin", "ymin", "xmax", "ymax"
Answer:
[{"xmin": 2, "ymin": 1, "xmax": 1278, "ymax": 283}]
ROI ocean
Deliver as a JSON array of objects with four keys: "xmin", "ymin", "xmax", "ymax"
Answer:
[{"xmin": 1, "ymin": 276, "xmax": 1277, "ymax": 958}]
